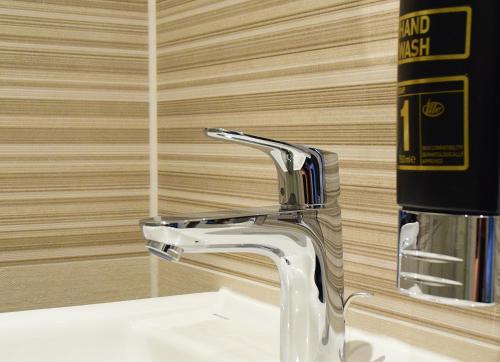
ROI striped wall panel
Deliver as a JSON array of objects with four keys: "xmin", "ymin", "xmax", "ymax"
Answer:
[
  {"xmin": 0, "ymin": 0, "xmax": 150, "ymax": 311},
  {"xmin": 156, "ymin": 0, "xmax": 499, "ymax": 359}
]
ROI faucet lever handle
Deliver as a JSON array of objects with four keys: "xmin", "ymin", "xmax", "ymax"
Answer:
[
  {"xmin": 205, "ymin": 128, "xmax": 337, "ymax": 209},
  {"xmin": 205, "ymin": 128, "xmax": 311, "ymax": 172}
]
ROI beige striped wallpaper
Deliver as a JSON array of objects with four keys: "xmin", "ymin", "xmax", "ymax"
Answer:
[
  {"xmin": 0, "ymin": 0, "xmax": 498, "ymax": 360},
  {"xmin": 156, "ymin": 0, "xmax": 499, "ymax": 360},
  {"xmin": 0, "ymin": 0, "xmax": 150, "ymax": 311}
]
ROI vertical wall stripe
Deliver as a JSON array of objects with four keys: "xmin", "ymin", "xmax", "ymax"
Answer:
[
  {"xmin": 149, "ymin": 0, "xmax": 158, "ymax": 218},
  {"xmin": 148, "ymin": 0, "xmax": 159, "ymax": 297}
]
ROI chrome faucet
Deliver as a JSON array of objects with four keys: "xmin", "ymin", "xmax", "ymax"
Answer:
[{"xmin": 141, "ymin": 128, "xmax": 369, "ymax": 362}]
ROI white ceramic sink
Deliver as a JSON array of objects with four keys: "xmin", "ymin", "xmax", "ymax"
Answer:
[{"xmin": 0, "ymin": 289, "xmax": 457, "ymax": 362}]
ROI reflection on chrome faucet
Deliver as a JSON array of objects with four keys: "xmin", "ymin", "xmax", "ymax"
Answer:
[{"xmin": 141, "ymin": 128, "xmax": 370, "ymax": 362}]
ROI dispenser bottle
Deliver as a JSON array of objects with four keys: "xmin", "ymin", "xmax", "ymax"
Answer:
[{"xmin": 396, "ymin": 1, "xmax": 499, "ymax": 305}]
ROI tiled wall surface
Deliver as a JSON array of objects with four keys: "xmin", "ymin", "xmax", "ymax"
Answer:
[
  {"xmin": 0, "ymin": 0, "xmax": 150, "ymax": 311},
  {"xmin": 0, "ymin": 0, "xmax": 498, "ymax": 360},
  {"xmin": 156, "ymin": 0, "xmax": 499, "ymax": 360}
]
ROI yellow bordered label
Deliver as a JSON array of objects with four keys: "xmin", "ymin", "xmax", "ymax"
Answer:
[
  {"xmin": 399, "ymin": 6, "xmax": 472, "ymax": 64},
  {"xmin": 397, "ymin": 76, "xmax": 469, "ymax": 171}
]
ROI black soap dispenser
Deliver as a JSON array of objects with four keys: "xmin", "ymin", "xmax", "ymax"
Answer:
[{"xmin": 396, "ymin": 0, "xmax": 499, "ymax": 305}]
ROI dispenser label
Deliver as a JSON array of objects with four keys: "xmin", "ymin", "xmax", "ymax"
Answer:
[
  {"xmin": 399, "ymin": 6, "xmax": 472, "ymax": 64},
  {"xmin": 397, "ymin": 76, "xmax": 469, "ymax": 171}
]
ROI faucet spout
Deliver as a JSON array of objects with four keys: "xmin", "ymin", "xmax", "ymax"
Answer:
[
  {"xmin": 146, "ymin": 241, "xmax": 183, "ymax": 262},
  {"xmin": 142, "ymin": 204, "xmax": 345, "ymax": 361}
]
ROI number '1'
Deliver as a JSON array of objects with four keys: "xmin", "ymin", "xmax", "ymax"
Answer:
[{"xmin": 401, "ymin": 99, "xmax": 410, "ymax": 151}]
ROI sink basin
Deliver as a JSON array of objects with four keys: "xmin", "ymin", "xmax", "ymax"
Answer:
[{"xmin": 0, "ymin": 289, "xmax": 457, "ymax": 362}]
